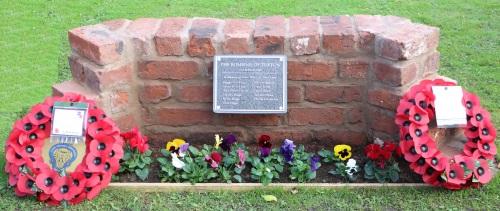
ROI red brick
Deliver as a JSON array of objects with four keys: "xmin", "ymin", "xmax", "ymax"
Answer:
[
  {"xmin": 138, "ymin": 61, "xmax": 198, "ymax": 80},
  {"xmin": 338, "ymin": 60, "xmax": 369, "ymax": 79},
  {"xmin": 252, "ymin": 130, "xmax": 312, "ymax": 146},
  {"xmin": 68, "ymin": 55, "xmax": 86, "ymax": 83},
  {"xmin": 369, "ymin": 107, "xmax": 398, "ymax": 138},
  {"xmin": 127, "ymin": 18, "xmax": 161, "ymax": 55},
  {"xmin": 85, "ymin": 63, "xmax": 133, "ymax": 92},
  {"xmin": 68, "ymin": 25, "xmax": 123, "ymax": 65},
  {"xmin": 188, "ymin": 18, "xmax": 220, "ymax": 57},
  {"xmin": 314, "ymin": 130, "xmax": 367, "ymax": 146},
  {"xmin": 423, "ymin": 51, "xmax": 440, "ymax": 77},
  {"xmin": 221, "ymin": 114, "xmax": 280, "ymax": 126},
  {"xmin": 367, "ymin": 88, "xmax": 403, "ymax": 111},
  {"xmin": 305, "ymin": 85, "xmax": 363, "ymax": 103},
  {"xmin": 347, "ymin": 107, "xmax": 364, "ymax": 125},
  {"xmin": 113, "ymin": 114, "xmax": 138, "ymax": 132},
  {"xmin": 155, "ymin": 17, "xmax": 189, "ymax": 56},
  {"xmin": 287, "ymin": 85, "xmax": 301, "ymax": 103},
  {"xmin": 141, "ymin": 107, "xmax": 153, "ymax": 125},
  {"xmin": 179, "ymin": 85, "xmax": 213, "ymax": 102},
  {"xmin": 110, "ymin": 91, "xmax": 129, "ymax": 113},
  {"xmin": 376, "ymin": 23, "xmax": 439, "ymax": 61},
  {"xmin": 101, "ymin": 19, "xmax": 129, "ymax": 31},
  {"xmin": 140, "ymin": 84, "xmax": 171, "ymax": 103},
  {"xmin": 155, "ymin": 108, "xmax": 214, "ymax": 126},
  {"xmin": 288, "ymin": 61, "xmax": 335, "ymax": 81},
  {"xmin": 289, "ymin": 16, "xmax": 320, "ymax": 55},
  {"xmin": 373, "ymin": 61, "xmax": 417, "ymax": 87},
  {"xmin": 288, "ymin": 107, "xmax": 344, "ymax": 126},
  {"xmin": 320, "ymin": 15, "xmax": 356, "ymax": 53},
  {"xmin": 353, "ymin": 15, "xmax": 385, "ymax": 48},
  {"xmin": 223, "ymin": 19, "xmax": 252, "ymax": 54},
  {"xmin": 254, "ymin": 16, "xmax": 285, "ymax": 54}
]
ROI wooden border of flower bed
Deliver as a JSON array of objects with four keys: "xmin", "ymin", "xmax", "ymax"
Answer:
[{"xmin": 108, "ymin": 183, "xmax": 428, "ymax": 192}]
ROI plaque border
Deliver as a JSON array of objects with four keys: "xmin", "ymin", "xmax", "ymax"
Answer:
[{"xmin": 213, "ymin": 54, "xmax": 287, "ymax": 114}]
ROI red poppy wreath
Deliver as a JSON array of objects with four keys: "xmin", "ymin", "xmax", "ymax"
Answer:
[
  {"xmin": 396, "ymin": 79, "xmax": 497, "ymax": 190},
  {"xmin": 5, "ymin": 92, "xmax": 124, "ymax": 206}
]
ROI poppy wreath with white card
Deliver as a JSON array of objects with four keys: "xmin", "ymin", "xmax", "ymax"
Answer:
[
  {"xmin": 5, "ymin": 92, "xmax": 123, "ymax": 206},
  {"xmin": 396, "ymin": 79, "xmax": 497, "ymax": 190}
]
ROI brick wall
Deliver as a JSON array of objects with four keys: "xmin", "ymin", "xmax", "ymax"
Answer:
[{"xmin": 53, "ymin": 15, "xmax": 443, "ymax": 147}]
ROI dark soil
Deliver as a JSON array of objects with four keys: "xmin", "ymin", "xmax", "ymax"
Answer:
[{"xmin": 116, "ymin": 140, "xmax": 423, "ymax": 184}]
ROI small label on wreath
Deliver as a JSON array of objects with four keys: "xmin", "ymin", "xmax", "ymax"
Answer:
[
  {"xmin": 51, "ymin": 102, "xmax": 88, "ymax": 140},
  {"xmin": 432, "ymin": 86, "xmax": 467, "ymax": 128}
]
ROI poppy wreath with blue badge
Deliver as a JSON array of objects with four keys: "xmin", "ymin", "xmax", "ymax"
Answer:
[
  {"xmin": 396, "ymin": 79, "xmax": 497, "ymax": 190},
  {"xmin": 5, "ymin": 92, "xmax": 123, "ymax": 206}
]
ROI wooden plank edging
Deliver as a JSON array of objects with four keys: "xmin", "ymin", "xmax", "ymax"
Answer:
[{"xmin": 107, "ymin": 183, "xmax": 429, "ymax": 192}]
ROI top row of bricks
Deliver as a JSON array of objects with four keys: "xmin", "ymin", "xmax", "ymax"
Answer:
[{"xmin": 68, "ymin": 15, "xmax": 439, "ymax": 66}]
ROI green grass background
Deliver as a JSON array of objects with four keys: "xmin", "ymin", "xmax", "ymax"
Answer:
[{"xmin": 0, "ymin": 0, "xmax": 498, "ymax": 209}]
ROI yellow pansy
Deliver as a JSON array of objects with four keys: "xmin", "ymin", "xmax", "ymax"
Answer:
[
  {"xmin": 166, "ymin": 138, "xmax": 186, "ymax": 153},
  {"xmin": 334, "ymin": 144, "xmax": 352, "ymax": 161}
]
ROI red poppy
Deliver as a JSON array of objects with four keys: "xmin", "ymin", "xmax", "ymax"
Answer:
[
  {"xmin": 14, "ymin": 116, "xmax": 37, "ymax": 134},
  {"xmin": 89, "ymin": 133, "xmax": 114, "ymax": 157},
  {"xmin": 85, "ymin": 152, "xmax": 109, "ymax": 172},
  {"xmin": 42, "ymin": 96, "xmax": 64, "ymax": 117},
  {"xmin": 399, "ymin": 140, "xmax": 421, "ymax": 162},
  {"xmin": 70, "ymin": 192, "xmax": 87, "ymax": 205},
  {"xmin": 6, "ymin": 147, "xmax": 28, "ymax": 166},
  {"xmin": 453, "ymin": 155, "xmax": 475, "ymax": 179},
  {"xmin": 397, "ymin": 100, "xmax": 414, "ymax": 115},
  {"xmin": 88, "ymin": 108, "xmax": 107, "ymax": 124},
  {"xmin": 105, "ymin": 157, "xmax": 121, "ymax": 174},
  {"xmin": 35, "ymin": 169, "xmax": 60, "ymax": 194},
  {"xmin": 18, "ymin": 128, "xmax": 46, "ymax": 145},
  {"xmin": 395, "ymin": 113, "xmax": 410, "ymax": 127},
  {"xmin": 478, "ymin": 120, "xmax": 497, "ymax": 142},
  {"xmin": 464, "ymin": 127, "xmax": 479, "ymax": 139},
  {"xmin": 8, "ymin": 167, "xmax": 19, "ymax": 186},
  {"xmin": 445, "ymin": 162, "xmax": 466, "ymax": 185},
  {"xmin": 409, "ymin": 123, "xmax": 428, "ymax": 143},
  {"xmin": 477, "ymin": 139, "xmax": 497, "ymax": 156},
  {"xmin": 410, "ymin": 157, "xmax": 429, "ymax": 175},
  {"xmin": 86, "ymin": 182, "xmax": 104, "ymax": 200},
  {"xmin": 463, "ymin": 141, "xmax": 477, "ymax": 156},
  {"xmin": 461, "ymin": 91, "xmax": 481, "ymax": 116},
  {"xmin": 110, "ymin": 143, "xmax": 124, "ymax": 160},
  {"xmin": 53, "ymin": 176, "xmax": 80, "ymax": 201},
  {"xmin": 472, "ymin": 149, "xmax": 495, "ymax": 161},
  {"xmin": 414, "ymin": 135, "xmax": 437, "ymax": 158},
  {"xmin": 69, "ymin": 171, "xmax": 87, "ymax": 194},
  {"xmin": 409, "ymin": 105, "xmax": 430, "ymax": 125},
  {"xmin": 473, "ymin": 159, "xmax": 492, "ymax": 184},
  {"xmin": 470, "ymin": 106, "xmax": 491, "ymax": 127},
  {"xmin": 87, "ymin": 120, "xmax": 114, "ymax": 139},
  {"xmin": 258, "ymin": 135, "xmax": 272, "ymax": 148},
  {"xmin": 16, "ymin": 173, "xmax": 36, "ymax": 195},
  {"xmin": 37, "ymin": 120, "xmax": 52, "ymax": 138},
  {"xmin": 441, "ymin": 181, "xmax": 463, "ymax": 190},
  {"xmin": 27, "ymin": 104, "xmax": 51, "ymax": 125},
  {"xmin": 425, "ymin": 151, "xmax": 449, "ymax": 171},
  {"xmin": 422, "ymin": 166, "xmax": 442, "ymax": 187}
]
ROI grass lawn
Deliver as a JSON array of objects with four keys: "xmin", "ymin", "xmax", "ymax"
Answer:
[{"xmin": 0, "ymin": 0, "xmax": 498, "ymax": 209}]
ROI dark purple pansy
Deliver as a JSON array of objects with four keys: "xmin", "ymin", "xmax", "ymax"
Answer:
[{"xmin": 220, "ymin": 134, "xmax": 236, "ymax": 152}]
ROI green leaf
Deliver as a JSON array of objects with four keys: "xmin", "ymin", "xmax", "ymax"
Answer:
[
  {"xmin": 262, "ymin": 195, "xmax": 277, "ymax": 202},
  {"xmin": 135, "ymin": 168, "xmax": 149, "ymax": 181},
  {"xmin": 329, "ymin": 170, "xmax": 339, "ymax": 175},
  {"xmin": 142, "ymin": 156, "xmax": 152, "ymax": 165},
  {"xmin": 161, "ymin": 149, "xmax": 170, "ymax": 157},
  {"xmin": 265, "ymin": 172, "xmax": 273, "ymax": 179},
  {"xmin": 305, "ymin": 170, "xmax": 316, "ymax": 180},
  {"xmin": 157, "ymin": 157, "xmax": 168, "ymax": 165},
  {"xmin": 364, "ymin": 163, "xmax": 373, "ymax": 175},
  {"xmin": 251, "ymin": 168, "xmax": 263, "ymax": 176},
  {"xmin": 274, "ymin": 164, "xmax": 283, "ymax": 173},
  {"xmin": 145, "ymin": 149, "xmax": 152, "ymax": 156},
  {"xmin": 389, "ymin": 170, "xmax": 399, "ymax": 182},
  {"xmin": 375, "ymin": 172, "xmax": 386, "ymax": 183},
  {"xmin": 122, "ymin": 150, "xmax": 132, "ymax": 161},
  {"xmin": 188, "ymin": 146, "xmax": 200, "ymax": 155},
  {"xmin": 233, "ymin": 175, "xmax": 242, "ymax": 183}
]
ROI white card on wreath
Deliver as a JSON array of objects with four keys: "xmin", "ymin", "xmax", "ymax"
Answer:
[{"xmin": 432, "ymin": 86, "xmax": 467, "ymax": 128}]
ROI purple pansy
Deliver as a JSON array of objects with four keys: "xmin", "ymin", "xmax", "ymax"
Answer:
[
  {"xmin": 260, "ymin": 147, "xmax": 271, "ymax": 158},
  {"xmin": 220, "ymin": 135, "xmax": 236, "ymax": 152},
  {"xmin": 310, "ymin": 156, "xmax": 320, "ymax": 172},
  {"xmin": 279, "ymin": 139, "xmax": 296, "ymax": 163}
]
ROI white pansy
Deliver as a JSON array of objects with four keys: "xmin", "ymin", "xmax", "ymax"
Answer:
[
  {"xmin": 171, "ymin": 153, "xmax": 185, "ymax": 169},
  {"xmin": 345, "ymin": 159, "xmax": 359, "ymax": 176}
]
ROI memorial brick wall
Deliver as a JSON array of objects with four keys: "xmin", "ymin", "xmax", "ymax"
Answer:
[{"xmin": 53, "ymin": 15, "xmax": 443, "ymax": 147}]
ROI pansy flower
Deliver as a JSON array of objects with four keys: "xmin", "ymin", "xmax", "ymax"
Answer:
[
  {"xmin": 260, "ymin": 147, "xmax": 271, "ymax": 158},
  {"xmin": 220, "ymin": 134, "xmax": 236, "ymax": 152},
  {"xmin": 345, "ymin": 159, "xmax": 359, "ymax": 176},
  {"xmin": 334, "ymin": 144, "xmax": 352, "ymax": 161},
  {"xmin": 236, "ymin": 150, "xmax": 246, "ymax": 168},
  {"xmin": 166, "ymin": 139, "xmax": 186, "ymax": 156},
  {"xmin": 171, "ymin": 153, "xmax": 185, "ymax": 169},
  {"xmin": 280, "ymin": 139, "xmax": 296, "ymax": 163},
  {"xmin": 35, "ymin": 169, "xmax": 60, "ymax": 194},
  {"xmin": 205, "ymin": 152, "xmax": 222, "ymax": 169},
  {"xmin": 178, "ymin": 143, "xmax": 189, "ymax": 158},
  {"xmin": 310, "ymin": 156, "xmax": 320, "ymax": 172},
  {"xmin": 473, "ymin": 159, "xmax": 492, "ymax": 184},
  {"xmin": 258, "ymin": 135, "xmax": 272, "ymax": 158},
  {"xmin": 445, "ymin": 162, "xmax": 466, "ymax": 185}
]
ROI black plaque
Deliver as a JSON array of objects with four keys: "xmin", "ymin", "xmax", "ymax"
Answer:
[{"xmin": 213, "ymin": 55, "xmax": 287, "ymax": 113}]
